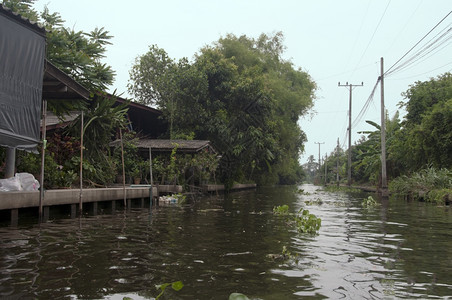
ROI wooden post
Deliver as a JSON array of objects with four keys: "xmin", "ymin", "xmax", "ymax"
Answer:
[
  {"xmin": 71, "ymin": 204, "xmax": 76, "ymax": 219},
  {"xmin": 120, "ymin": 129, "xmax": 126, "ymax": 207},
  {"xmin": 79, "ymin": 110, "xmax": 84, "ymax": 214},
  {"xmin": 39, "ymin": 100, "xmax": 47, "ymax": 220},
  {"xmin": 92, "ymin": 202, "xmax": 98, "ymax": 216},
  {"xmin": 149, "ymin": 147, "xmax": 153, "ymax": 207},
  {"xmin": 149, "ymin": 147, "xmax": 154, "ymax": 186},
  {"xmin": 43, "ymin": 206, "xmax": 49, "ymax": 222},
  {"xmin": 10, "ymin": 209, "xmax": 18, "ymax": 227}
]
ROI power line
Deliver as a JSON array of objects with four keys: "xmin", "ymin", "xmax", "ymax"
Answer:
[
  {"xmin": 316, "ymin": 62, "xmax": 376, "ymax": 81},
  {"xmin": 346, "ymin": 0, "xmax": 372, "ymax": 75},
  {"xmin": 385, "ymin": 10, "xmax": 452, "ymax": 76},
  {"xmin": 353, "ymin": 0, "xmax": 391, "ymax": 75},
  {"xmin": 384, "ymin": 0, "xmax": 422, "ymax": 54},
  {"xmin": 389, "ymin": 61, "xmax": 452, "ymax": 80},
  {"xmin": 352, "ymin": 78, "xmax": 380, "ymax": 129},
  {"xmin": 338, "ymin": 81, "xmax": 364, "ymax": 186},
  {"xmin": 387, "ymin": 24, "xmax": 452, "ymax": 76}
]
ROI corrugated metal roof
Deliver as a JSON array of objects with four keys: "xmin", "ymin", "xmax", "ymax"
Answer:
[
  {"xmin": 42, "ymin": 111, "xmax": 79, "ymax": 128},
  {"xmin": 111, "ymin": 139, "xmax": 217, "ymax": 154},
  {"xmin": 139, "ymin": 139, "xmax": 211, "ymax": 151},
  {"xmin": 0, "ymin": 4, "xmax": 46, "ymax": 37},
  {"xmin": 43, "ymin": 60, "xmax": 90, "ymax": 100}
]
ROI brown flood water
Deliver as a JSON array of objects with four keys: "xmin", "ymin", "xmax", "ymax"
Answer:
[{"xmin": 0, "ymin": 184, "xmax": 451, "ymax": 299}]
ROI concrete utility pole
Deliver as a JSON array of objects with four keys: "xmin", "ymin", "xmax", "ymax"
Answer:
[
  {"xmin": 324, "ymin": 153, "xmax": 328, "ymax": 186},
  {"xmin": 380, "ymin": 57, "xmax": 388, "ymax": 196},
  {"xmin": 315, "ymin": 142, "xmax": 324, "ymax": 182},
  {"xmin": 336, "ymin": 138, "xmax": 340, "ymax": 187},
  {"xmin": 315, "ymin": 142, "xmax": 324, "ymax": 169},
  {"xmin": 338, "ymin": 81, "xmax": 363, "ymax": 186}
]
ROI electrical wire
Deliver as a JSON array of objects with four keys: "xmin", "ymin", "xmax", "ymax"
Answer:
[
  {"xmin": 346, "ymin": 0, "xmax": 372, "ymax": 78},
  {"xmin": 386, "ymin": 24, "xmax": 452, "ymax": 76},
  {"xmin": 389, "ymin": 61, "xmax": 452, "ymax": 80},
  {"xmin": 384, "ymin": 0, "xmax": 422, "ymax": 54},
  {"xmin": 385, "ymin": 10, "xmax": 452, "ymax": 76},
  {"xmin": 353, "ymin": 0, "xmax": 391, "ymax": 75},
  {"xmin": 316, "ymin": 62, "xmax": 376, "ymax": 81},
  {"xmin": 352, "ymin": 78, "xmax": 380, "ymax": 129}
]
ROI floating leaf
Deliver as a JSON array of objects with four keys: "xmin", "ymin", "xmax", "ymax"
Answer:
[
  {"xmin": 229, "ymin": 293, "xmax": 250, "ymax": 300},
  {"xmin": 172, "ymin": 281, "xmax": 184, "ymax": 291}
]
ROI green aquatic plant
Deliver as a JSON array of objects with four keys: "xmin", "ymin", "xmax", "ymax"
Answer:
[
  {"xmin": 155, "ymin": 280, "xmax": 184, "ymax": 299},
  {"xmin": 426, "ymin": 188, "xmax": 452, "ymax": 205},
  {"xmin": 296, "ymin": 188, "xmax": 311, "ymax": 195},
  {"xmin": 362, "ymin": 196, "xmax": 379, "ymax": 208},
  {"xmin": 389, "ymin": 167, "xmax": 452, "ymax": 204},
  {"xmin": 267, "ymin": 245, "xmax": 301, "ymax": 264},
  {"xmin": 229, "ymin": 293, "xmax": 250, "ymax": 300},
  {"xmin": 304, "ymin": 198, "xmax": 323, "ymax": 206},
  {"xmin": 273, "ymin": 204, "xmax": 290, "ymax": 215},
  {"xmin": 294, "ymin": 208, "xmax": 322, "ymax": 234},
  {"xmin": 324, "ymin": 185, "xmax": 361, "ymax": 193},
  {"xmin": 273, "ymin": 205, "xmax": 321, "ymax": 234}
]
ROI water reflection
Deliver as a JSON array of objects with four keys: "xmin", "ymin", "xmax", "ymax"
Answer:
[{"xmin": 0, "ymin": 185, "xmax": 451, "ymax": 299}]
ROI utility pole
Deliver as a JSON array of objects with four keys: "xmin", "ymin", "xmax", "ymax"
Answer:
[
  {"xmin": 338, "ymin": 81, "xmax": 363, "ymax": 186},
  {"xmin": 336, "ymin": 138, "xmax": 340, "ymax": 187},
  {"xmin": 380, "ymin": 57, "xmax": 388, "ymax": 196},
  {"xmin": 315, "ymin": 142, "xmax": 324, "ymax": 183},
  {"xmin": 324, "ymin": 153, "xmax": 328, "ymax": 186}
]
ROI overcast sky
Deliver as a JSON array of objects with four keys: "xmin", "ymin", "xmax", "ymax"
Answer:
[{"xmin": 33, "ymin": 0, "xmax": 452, "ymax": 163}]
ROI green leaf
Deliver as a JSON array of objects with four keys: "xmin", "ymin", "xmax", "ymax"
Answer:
[
  {"xmin": 171, "ymin": 281, "xmax": 184, "ymax": 291},
  {"xmin": 155, "ymin": 282, "xmax": 170, "ymax": 291},
  {"xmin": 229, "ymin": 293, "xmax": 250, "ymax": 300}
]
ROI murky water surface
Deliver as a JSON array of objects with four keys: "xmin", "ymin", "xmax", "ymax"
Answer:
[{"xmin": 0, "ymin": 184, "xmax": 451, "ymax": 299}]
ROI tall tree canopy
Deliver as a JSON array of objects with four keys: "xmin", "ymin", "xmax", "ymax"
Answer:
[
  {"xmin": 3, "ymin": 0, "xmax": 115, "ymax": 92},
  {"xmin": 391, "ymin": 72, "xmax": 452, "ymax": 171},
  {"xmin": 129, "ymin": 32, "xmax": 316, "ymax": 186}
]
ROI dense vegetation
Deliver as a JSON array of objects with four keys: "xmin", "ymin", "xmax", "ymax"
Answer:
[
  {"xmin": 313, "ymin": 72, "xmax": 452, "ymax": 203},
  {"xmin": 1, "ymin": 1, "xmax": 449, "ymax": 199},
  {"xmin": 2, "ymin": 1, "xmax": 316, "ymax": 188},
  {"xmin": 129, "ymin": 33, "xmax": 316, "ymax": 187},
  {"xmin": 1, "ymin": 0, "xmax": 124, "ymax": 186}
]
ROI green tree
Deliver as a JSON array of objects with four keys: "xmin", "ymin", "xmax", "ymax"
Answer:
[
  {"xmin": 68, "ymin": 93, "xmax": 129, "ymax": 185},
  {"xmin": 391, "ymin": 73, "xmax": 452, "ymax": 171},
  {"xmin": 303, "ymin": 155, "xmax": 317, "ymax": 183},
  {"xmin": 3, "ymin": 0, "xmax": 115, "ymax": 93},
  {"xmin": 2, "ymin": 0, "xmax": 38, "ymax": 20},
  {"xmin": 42, "ymin": 9, "xmax": 115, "ymax": 92},
  {"xmin": 352, "ymin": 112, "xmax": 402, "ymax": 184},
  {"xmin": 128, "ymin": 32, "xmax": 316, "ymax": 186}
]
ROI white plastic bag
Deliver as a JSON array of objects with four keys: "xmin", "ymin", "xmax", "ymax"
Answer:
[
  {"xmin": 0, "ymin": 173, "xmax": 40, "ymax": 192},
  {"xmin": 16, "ymin": 173, "xmax": 40, "ymax": 191},
  {"xmin": 0, "ymin": 176, "xmax": 22, "ymax": 191}
]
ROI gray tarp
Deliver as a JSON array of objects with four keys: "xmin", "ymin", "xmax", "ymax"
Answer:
[{"xmin": 0, "ymin": 10, "xmax": 46, "ymax": 151}]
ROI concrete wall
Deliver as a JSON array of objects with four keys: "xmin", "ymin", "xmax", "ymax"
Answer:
[{"xmin": 0, "ymin": 187, "xmax": 156, "ymax": 210}]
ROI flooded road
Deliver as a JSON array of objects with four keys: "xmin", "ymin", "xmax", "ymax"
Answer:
[{"xmin": 0, "ymin": 184, "xmax": 451, "ymax": 299}]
